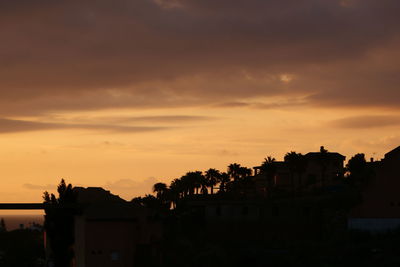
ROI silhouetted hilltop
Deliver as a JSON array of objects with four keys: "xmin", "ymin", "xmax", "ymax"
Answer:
[
  {"xmin": 38, "ymin": 146, "xmax": 400, "ymax": 267},
  {"xmin": 74, "ymin": 187, "xmax": 125, "ymax": 204}
]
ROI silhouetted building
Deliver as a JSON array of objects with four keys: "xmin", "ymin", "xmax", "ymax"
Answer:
[
  {"xmin": 303, "ymin": 148, "xmax": 346, "ymax": 188},
  {"xmin": 349, "ymin": 146, "xmax": 400, "ymax": 232},
  {"xmin": 187, "ymin": 193, "xmax": 352, "ymax": 245},
  {"xmin": 253, "ymin": 147, "xmax": 345, "ymax": 194},
  {"xmin": 46, "ymin": 187, "xmax": 162, "ymax": 267}
]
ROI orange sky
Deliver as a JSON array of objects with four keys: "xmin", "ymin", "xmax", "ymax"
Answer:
[{"xmin": 0, "ymin": 0, "xmax": 400, "ymax": 210}]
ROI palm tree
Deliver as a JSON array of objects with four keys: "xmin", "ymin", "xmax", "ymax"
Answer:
[
  {"xmin": 205, "ymin": 168, "xmax": 220, "ymax": 194},
  {"xmin": 261, "ymin": 156, "xmax": 277, "ymax": 194},
  {"xmin": 216, "ymin": 172, "xmax": 231, "ymax": 193},
  {"xmin": 181, "ymin": 171, "xmax": 204, "ymax": 195},
  {"xmin": 193, "ymin": 171, "xmax": 205, "ymax": 194},
  {"xmin": 228, "ymin": 163, "xmax": 242, "ymax": 182},
  {"xmin": 132, "ymin": 194, "xmax": 164, "ymax": 210},
  {"xmin": 236, "ymin": 166, "xmax": 253, "ymax": 195},
  {"xmin": 153, "ymin": 182, "xmax": 168, "ymax": 200},
  {"xmin": 200, "ymin": 178, "xmax": 208, "ymax": 195},
  {"xmin": 169, "ymin": 178, "xmax": 184, "ymax": 208},
  {"xmin": 180, "ymin": 174, "xmax": 192, "ymax": 196},
  {"xmin": 238, "ymin": 167, "xmax": 252, "ymax": 179}
]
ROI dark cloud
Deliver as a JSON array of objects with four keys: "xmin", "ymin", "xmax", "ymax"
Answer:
[
  {"xmin": 0, "ymin": 0, "xmax": 399, "ymax": 115},
  {"xmin": 330, "ymin": 115, "xmax": 400, "ymax": 129},
  {"xmin": 0, "ymin": 118, "xmax": 59, "ymax": 133},
  {"xmin": 213, "ymin": 101, "xmax": 251, "ymax": 108},
  {"xmin": 99, "ymin": 115, "xmax": 215, "ymax": 124},
  {"xmin": 0, "ymin": 118, "xmax": 168, "ymax": 133}
]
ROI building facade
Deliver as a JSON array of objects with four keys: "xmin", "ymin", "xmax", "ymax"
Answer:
[{"xmin": 349, "ymin": 147, "xmax": 400, "ymax": 232}]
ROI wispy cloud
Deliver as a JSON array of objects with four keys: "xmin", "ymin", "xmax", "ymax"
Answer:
[
  {"xmin": 330, "ymin": 115, "xmax": 400, "ymax": 129},
  {"xmin": 63, "ymin": 115, "xmax": 216, "ymax": 124},
  {"xmin": 0, "ymin": 118, "xmax": 168, "ymax": 134},
  {"xmin": 23, "ymin": 183, "xmax": 56, "ymax": 191}
]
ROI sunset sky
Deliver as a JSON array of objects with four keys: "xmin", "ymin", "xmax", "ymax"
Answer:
[{"xmin": 1, "ymin": 0, "xmax": 400, "ymax": 206}]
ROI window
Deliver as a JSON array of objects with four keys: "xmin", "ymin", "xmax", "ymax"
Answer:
[{"xmin": 110, "ymin": 251, "xmax": 120, "ymax": 261}]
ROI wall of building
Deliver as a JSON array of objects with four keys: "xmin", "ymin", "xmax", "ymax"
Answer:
[
  {"xmin": 349, "ymin": 147, "xmax": 400, "ymax": 232},
  {"xmin": 84, "ymin": 220, "xmax": 138, "ymax": 267}
]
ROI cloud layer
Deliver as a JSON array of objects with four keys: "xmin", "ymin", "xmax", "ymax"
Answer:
[
  {"xmin": 331, "ymin": 115, "xmax": 400, "ymax": 129},
  {"xmin": 1, "ymin": 0, "xmax": 400, "ymax": 117},
  {"xmin": 0, "ymin": 115, "xmax": 214, "ymax": 134},
  {"xmin": 0, "ymin": 118, "xmax": 169, "ymax": 133}
]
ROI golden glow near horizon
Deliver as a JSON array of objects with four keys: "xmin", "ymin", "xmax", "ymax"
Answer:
[{"xmin": 1, "ymin": 106, "xmax": 399, "ymax": 212}]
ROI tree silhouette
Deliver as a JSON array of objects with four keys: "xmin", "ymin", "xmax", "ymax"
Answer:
[
  {"xmin": 194, "ymin": 171, "xmax": 205, "ymax": 195},
  {"xmin": 346, "ymin": 153, "xmax": 373, "ymax": 186},
  {"xmin": 152, "ymin": 182, "xmax": 172, "ymax": 209},
  {"xmin": 132, "ymin": 194, "xmax": 165, "ymax": 210},
  {"xmin": 238, "ymin": 166, "xmax": 252, "ymax": 180},
  {"xmin": 153, "ymin": 182, "xmax": 168, "ymax": 200},
  {"xmin": 179, "ymin": 171, "xmax": 204, "ymax": 195},
  {"xmin": 169, "ymin": 178, "xmax": 184, "ymax": 208},
  {"xmin": 227, "ymin": 163, "xmax": 242, "ymax": 182},
  {"xmin": 43, "ymin": 179, "xmax": 76, "ymax": 267},
  {"xmin": 216, "ymin": 172, "xmax": 230, "ymax": 193},
  {"xmin": 205, "ymin": 168, "xmax": 220, "ymax": 194}
]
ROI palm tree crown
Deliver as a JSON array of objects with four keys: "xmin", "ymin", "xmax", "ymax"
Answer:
[{"xmin": 205, "ymin": 168, "xmax": 221, "ymax": 194}]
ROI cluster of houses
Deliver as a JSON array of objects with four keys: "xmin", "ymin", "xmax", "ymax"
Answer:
[
  {"xmin": 45, "ymin": 146, "xmax": 400, "ymax": 266},
  {"xmin": 199, "ymin": 146, "xmax": 400, "ymax": 233}
]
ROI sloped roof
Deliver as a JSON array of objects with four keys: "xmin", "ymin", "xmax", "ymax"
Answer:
[{"xmin": 384, "ymin": 146, "xmax": 400, "ymax": 160}]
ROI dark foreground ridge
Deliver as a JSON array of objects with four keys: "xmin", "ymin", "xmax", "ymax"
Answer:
[{"xmin": 5, "ymin": 145, "xmax": 400, "ymax": 267}]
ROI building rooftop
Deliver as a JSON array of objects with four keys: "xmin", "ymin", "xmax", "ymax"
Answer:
[{"xmin": 384, "ymin": 146, "xmax": 400, "ymax": 160}]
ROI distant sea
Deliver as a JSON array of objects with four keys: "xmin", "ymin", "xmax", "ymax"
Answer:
[{"xmin": 0, "ymin": 215, "xmax": 44, "ymax": 230}]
